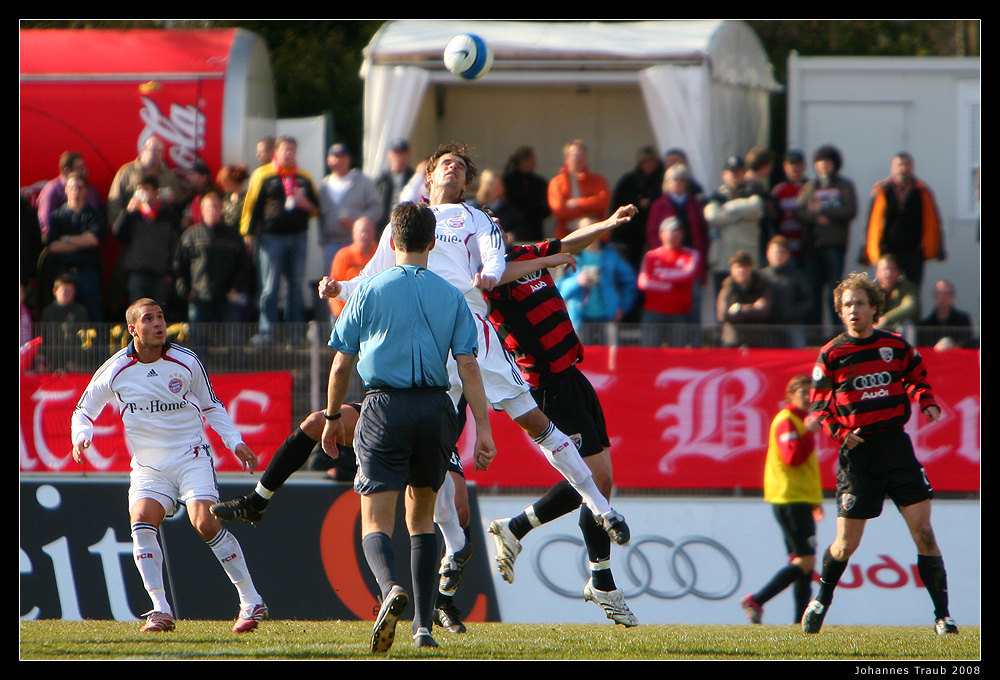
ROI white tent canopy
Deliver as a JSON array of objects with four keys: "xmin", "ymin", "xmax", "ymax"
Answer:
[{"xmin": 360, "ymin": 20, "xmax": 781, "ymax": 185}]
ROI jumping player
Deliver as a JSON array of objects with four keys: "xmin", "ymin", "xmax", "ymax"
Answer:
[
  {"xmin": 801, "ymin": 271, "xmax": 957, "ymax": 635},
  {"xmin": 72, "ymin": 298, "xmax": 267, "ymax": 633},
  {"xmin": 319, "ymin": 142, "xmax": 630, "ymax": 626},
  {"xmin": 481, "ymin": 203, "xmax": 640, "ymax": 626}
]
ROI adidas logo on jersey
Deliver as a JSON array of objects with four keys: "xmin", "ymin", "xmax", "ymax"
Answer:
[{"xmin": 146, "ymin": 369, "xmax": 159, "ymax": 378}]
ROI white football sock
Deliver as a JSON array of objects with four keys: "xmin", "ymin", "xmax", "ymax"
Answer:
[
  {"xmin": 433, "ymin": 472, "xmax": 465, "ymax": 556},
  {"xmin": 534, "ymin": 423, "xmax": 611, "ymax": 516},
  {"xmin": 131, "ymin": 522, "xmax": 171, "ymax": 615},
  {"xmin": 207, "ymin": 528, "xmax": 262, "ymax": 606}
]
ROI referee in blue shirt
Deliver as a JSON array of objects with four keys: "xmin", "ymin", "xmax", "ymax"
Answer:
[{"xmin": 321, "ymin": 201, "xmax": 496, "ymax": 653}]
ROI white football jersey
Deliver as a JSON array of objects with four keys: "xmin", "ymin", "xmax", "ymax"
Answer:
[
  {"xmin": 342, "ymin": 202, "xmax": 505, "ymax": 317},
  {"xmin": 71, "ymin": 343, "xmax": 244, "ymax": 470}
]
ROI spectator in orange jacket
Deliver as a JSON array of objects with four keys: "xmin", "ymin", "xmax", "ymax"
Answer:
[
  {"xmin": 862, "ymin": 152, "xmax": 944, "ymax": 289},
  {"xmin": 548, "ymin": 139, "xmax": 610, "ymax": 238}
]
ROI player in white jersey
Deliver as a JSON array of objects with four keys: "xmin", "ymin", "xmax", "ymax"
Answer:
[
  {"xmin": 319, "ymin": 143, "xmax": 630, "ymax": 631},
  {"xmin": 71, "ymin": 298, "xmax": 267, "ymax": 634}
]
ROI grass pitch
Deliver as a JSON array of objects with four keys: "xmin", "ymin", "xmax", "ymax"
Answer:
[{"xmin": 20, "ymin": 619, "xmax": 980, "ymax": 661}]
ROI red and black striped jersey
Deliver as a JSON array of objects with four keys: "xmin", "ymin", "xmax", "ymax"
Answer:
[
  {"xmin": 810, "ymin": 329, "xmax": 937, "ymax": 445},
  {"xmin": 484, "ymin": 239, "xmax": 582, "ymax": 387}
]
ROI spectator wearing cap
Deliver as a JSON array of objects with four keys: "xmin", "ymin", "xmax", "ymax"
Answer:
[
  {"xmin": 319, "ymin": 143, "xmax": 383, "ymax": 276},
  {"xmin": 794, "ymin": 144, "xmax": 858, "ymax": 325},
  {"xmin": 704, "ymin": 155, "xmax": 765, "ymax": 298},
  {"xmin": 771, "ymin": 150, "xmax": 808, "ymax": 264},
  {"xmin": 181, "ymin": 159, "xmax": 218, "ymax": 228},
  {"xmin": 374, "ymin": 138, "xmax": 415, "ymax": 237}
]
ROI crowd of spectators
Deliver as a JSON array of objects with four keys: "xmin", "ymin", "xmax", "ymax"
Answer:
[{"xmin": 20, "ymin": 135, "xmax": 977, "ymax": 364}]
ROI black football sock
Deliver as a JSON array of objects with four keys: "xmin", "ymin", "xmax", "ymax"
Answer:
[
  {"xmin": 509, "ymin": 480, "xmax": 583, "ymax": 540},
  {"xmin": 793, "ymin": 568, "xmax": 814, "ymax": 623},
  {"xmin": 362, "ymin": 532, "xmax": 398, "ymax": 601},
  {"xmin": 580, "ymin": 505, "xmax": 616, "ymax": 590},
  {"xmin": 816, "ymin": 546, "xmax": 848, "ymax": 606},
  {"xmin": 258, "ymin": 428, "xmax": 318, "ymax": 497},
  {"xmin": 410, "ymin": 533, "xmax": 438, "ymax": 633},
  {"xmin": 917, "ymin": 554, "xmax": 951, "ymax": 620},
  {"xmin": 754, "ymin": 564, "xmax": 804, "ymax": 605}
]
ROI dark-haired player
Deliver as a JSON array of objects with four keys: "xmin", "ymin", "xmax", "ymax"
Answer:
[{"xmin": 483, "ymin": 203, "xmax": 641, "ymax": 627}]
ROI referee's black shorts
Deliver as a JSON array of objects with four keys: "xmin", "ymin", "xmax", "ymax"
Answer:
[
  {"xmin": 530, "ymin": 365, "xmax": 610, "ymax": 458},
  {"xmin": 353, "ymin": 387, "xmax": 459, "ymax": 494},
  {"xmin": 836, "ymin": 428, "xmax": 934, "ymax": 520}
]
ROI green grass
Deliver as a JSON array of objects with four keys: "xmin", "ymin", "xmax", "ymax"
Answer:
[{"xmin": 20, "ymin": 619, "xmax": 980, "ymax": 661}]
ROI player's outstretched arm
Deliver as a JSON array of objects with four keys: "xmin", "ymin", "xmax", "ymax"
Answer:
[
  {"xmin": 498, "ymin": 252, "xmax": 577, "ymax": 285},
  {"xmin": 560, "ymin": 204, "xmax": 637, "ymax": 255}
]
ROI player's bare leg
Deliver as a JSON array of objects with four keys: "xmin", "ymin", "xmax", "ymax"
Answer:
[
  {"xmin": 804, "ymin": 517, "xmax": 866, "ymax": 633},
  {"xmin": 899, "ymin": 500, "xmax": 957, "ymax": 633}
]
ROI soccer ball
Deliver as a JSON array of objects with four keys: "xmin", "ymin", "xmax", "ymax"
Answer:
[{"xmin": 443, "ymin": 33, "xmax": 493, "ymax": 80}]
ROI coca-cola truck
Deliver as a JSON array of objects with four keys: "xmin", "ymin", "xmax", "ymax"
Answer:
[{"xmin": 20, "ymin": 27, "xmax": 276, "ymax": 201}]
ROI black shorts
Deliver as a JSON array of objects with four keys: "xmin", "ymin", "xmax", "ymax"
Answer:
[
  {"xmin": 353, "ymin": 388, "xmax": 459, "ymax": 495},
  {"xmin": 531, "ymin": 365, "xmax": 610, "ymax": 458},
  {"xmin": 836, "ymin": 428, "xmax": 934, "ymax": 520},
  {"xmin": 772, "ymin": 502, "xmax": 817, "ymax": 558}
]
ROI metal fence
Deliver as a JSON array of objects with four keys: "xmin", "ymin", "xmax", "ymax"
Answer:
[{"xmin": 26, "ymin": 320, "xmax": 979, "ymax": 425}]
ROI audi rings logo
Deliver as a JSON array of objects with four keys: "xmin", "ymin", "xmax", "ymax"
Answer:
[
  {"xmin": 532, "ymin": 534, "xmax": 741, "ymax": 600},
  {"xmin": 853, "ymin": 372, "xmax": 891, "ymax": 390}
]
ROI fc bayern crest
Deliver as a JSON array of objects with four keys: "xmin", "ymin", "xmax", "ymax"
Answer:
[
  {"xmin": 168, "ymin": 378, "xmax": 183, "ymax": 393},
  {"xmin": 446, "ymin": 214, "xmax": 465, "ymax": 229},
  {"xmin": 879, "ymin": 347, "xmax": 894, "ymax": 363}
]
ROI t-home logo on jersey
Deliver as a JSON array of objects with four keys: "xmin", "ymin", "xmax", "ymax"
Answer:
[{"xmin": 123, "ymin": 399, "xmax": 189, "ymax": 415}]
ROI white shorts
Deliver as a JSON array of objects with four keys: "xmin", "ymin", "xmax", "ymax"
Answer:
[
  {"xmin": 128, "ymin": 448, "xmax": 220, "ymax": 515},
  {"xmin": 448, "ymin": 312, "xmax": 533, "ymax": 417}
]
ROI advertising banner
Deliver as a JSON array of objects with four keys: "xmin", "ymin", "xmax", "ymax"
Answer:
[
  {"xmin": 20, "ymin": 477, "xmax": 979, "ymax": 626},
  {"xmin": 477, "ymin": 495, "xmax": 981, "ymax": 627},
  {"xmin": 20, "ymin": 476, "xmax": 501, "ymax": 623},
  {"xmin": 19, "ymin": 372, "xmax": 293, "ymax": 473},
  {"xmin": 20, "ymin": 29, "xmax": 232, "ymax": 198},
  {"xmin": 19, "ymin": 347, "xmax": 979, "ymax": 490},
  {"xmin": 457, "ymin": 347, "xmax": 980, "ymax": 491}
]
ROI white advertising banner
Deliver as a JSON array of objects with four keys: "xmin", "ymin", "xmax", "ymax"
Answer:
[{"xmin": 477, "ymin": 496, "xmax": 980, "ymax": 627}]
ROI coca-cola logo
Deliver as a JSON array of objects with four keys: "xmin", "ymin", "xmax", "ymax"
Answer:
[{"xmin": 138, "ymin": 96, "xmax": 205, "ymax": 171}]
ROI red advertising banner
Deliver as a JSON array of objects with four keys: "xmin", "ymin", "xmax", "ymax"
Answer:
[
  {"xmin": 20, "ymin": 349, "xmax": 979, "ymax": 490},
  {"xmin": 19, "ymin": 372, "xmax": 292, "ymax": 473},
  {"xmin": 20, "ymin": 29, "xmax": 232, "ymax": 198},
  {"xmin": 456, "ymin": 347, "xmax": 981, "ymax": 492}
]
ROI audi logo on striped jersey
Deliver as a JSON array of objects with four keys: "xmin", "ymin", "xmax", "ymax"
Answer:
[{"xmin": 853, "ymin": 372, "xmax": 892, "ymax": 389}]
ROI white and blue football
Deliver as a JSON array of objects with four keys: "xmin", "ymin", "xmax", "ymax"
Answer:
[{"xmin": 443, "ymin": 33, "xmax": 493, "ymax": 80}]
